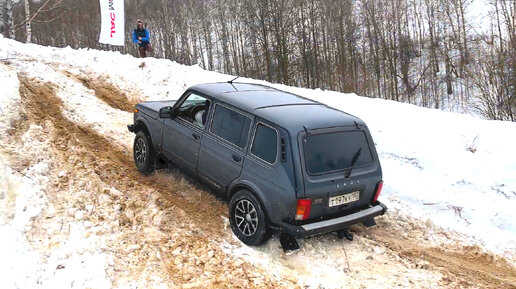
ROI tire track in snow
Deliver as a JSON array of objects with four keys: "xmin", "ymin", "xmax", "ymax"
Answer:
[
  {"xmin": 6, "ymin": 57, "xmax": 515, "ymax": 288},
  {"xmin": 74, "ymin": 69, "xmax": 516, "ymax": 289},
  {"xmin": 14, "ymin": 75, "xmax": 297, "ymax": 288}
]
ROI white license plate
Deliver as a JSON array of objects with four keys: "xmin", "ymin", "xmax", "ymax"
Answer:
[{"xmin": 329, "ymin": 191, "xmax": 360, "ymax": 207}]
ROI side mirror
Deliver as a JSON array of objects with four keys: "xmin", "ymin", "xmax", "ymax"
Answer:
[{"xmin": 159, "ymin": 106, "xmax": 175, "ymax": 118}]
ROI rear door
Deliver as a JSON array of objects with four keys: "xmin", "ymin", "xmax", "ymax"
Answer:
[
  {"xmin": 298, "ymin": 126, "xmax": 382, "ymax": 220},
  {"xmin": 197, "ymin": 103, "xmax": 253, "ymax": 191}
]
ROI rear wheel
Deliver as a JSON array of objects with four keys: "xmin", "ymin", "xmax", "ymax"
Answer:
[
  {"xmin": 229, "ymin": 190, "xmax": 270, "ymax": 246},
  {"xmin": 133, "ymin": 130, "xmax": 155, "ymax": 175}
]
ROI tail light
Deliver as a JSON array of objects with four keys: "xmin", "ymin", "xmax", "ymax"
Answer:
[
  {"xmin": 373, "ymin": 181, "xmax": 383, "ymax": 202},
  {"xmin": 295, "ymin": 199, "xmax": 312, "ymax": 220}
]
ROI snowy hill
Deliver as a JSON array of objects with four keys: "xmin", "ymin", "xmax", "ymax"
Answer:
[{"xmin": 1, "ymin": 37, "xmax": 515, "ymax": 288}]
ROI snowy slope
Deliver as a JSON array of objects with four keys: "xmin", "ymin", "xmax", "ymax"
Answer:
[
  {"xmin": 277, "ymin": 86, "xmax": 516, "ymax": 254},
  {"xmin": 1, "ymin": 36, "xmax": 516, "ymax": 288}
]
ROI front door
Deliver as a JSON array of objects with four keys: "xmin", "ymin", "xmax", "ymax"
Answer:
[
  {"xmin": 197, "ymin": 103, "xmax": 253, "ymax": 191},
  {"xmin": 162, "ymin": 92, "xmax": 210, "ymax": 175}
]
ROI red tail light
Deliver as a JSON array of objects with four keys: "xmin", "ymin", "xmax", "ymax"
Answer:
[
  {"xmin": 373, "ymin": 181, "xmax": 383, "ymax": 202},
  {"xmin": 295, "ymin": 199, "xmax": 312, "ymax": 220}
]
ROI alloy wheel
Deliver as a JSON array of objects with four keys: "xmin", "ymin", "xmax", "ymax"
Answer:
[
  {"xmin": 234, "ymin": 199, "xmax": 258, "ymax": 236},
  {"xmin": 135, "ymin": 137, "xmax": 147, "ymax": 167}
]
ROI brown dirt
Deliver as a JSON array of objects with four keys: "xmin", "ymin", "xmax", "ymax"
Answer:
[
  {"xmin": 370, "ymin": 223, "xmax": 516, "ymax": 289},
  {"xmin": 63, "ymin": 71, "xmax": 140, "ymax": 112},
  {"xmin": 15, "ymin": 75, "xmax": 297, "ymax": 288}
]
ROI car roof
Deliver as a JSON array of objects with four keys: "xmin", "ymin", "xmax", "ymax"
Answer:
[{"xmin": 189, "ymin": 82, "xmax": 363, "ymax": 131}]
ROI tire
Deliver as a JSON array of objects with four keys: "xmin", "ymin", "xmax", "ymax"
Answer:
[
  {"xmin": 133, "ymin": 130, "xmax": 155, "ymax": 175},
  {"xmin": 229, "ymin": 190, "xmax": 270, "ymax": 246}
]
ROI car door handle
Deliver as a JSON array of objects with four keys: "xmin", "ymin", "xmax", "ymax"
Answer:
[
  {"xmin": 192, "ymin": 133, "xmax": 200, "ymax": 140},
  {"xmin": 232, "ymin": 154, "xmax": 242, "ymax": 162}
]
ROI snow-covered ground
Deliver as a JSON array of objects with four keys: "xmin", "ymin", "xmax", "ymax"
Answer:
[{"xmin": 1, "ymin": 36, "xmax": 515, "ymax": 288}]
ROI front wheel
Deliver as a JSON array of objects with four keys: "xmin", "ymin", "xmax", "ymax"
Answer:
[
  {"xmin": 229, "ymin": 190, "xmax": 270, "ymax": 246},
  {"xmin": 133, "ymin": 130, "xmax": 155, "ymax": 175}
]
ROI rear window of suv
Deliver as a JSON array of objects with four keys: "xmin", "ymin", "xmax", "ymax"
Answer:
[{"xmin": 303, "ymin": 131, "xmax": 373, "ymax": 175}]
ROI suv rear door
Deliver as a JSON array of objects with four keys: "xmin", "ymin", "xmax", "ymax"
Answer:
[
  {"xmin": 298, "ymin": 126, "xmax": 382, "ymax": 220},
  {"xmin": 197, "ymin": 103, "xmax": 253, "ymax": 191}
]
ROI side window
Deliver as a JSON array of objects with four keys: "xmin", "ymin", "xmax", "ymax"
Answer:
[
  {"xmin": 210, "ymin": 104, "xmax": 252, "ymax": 148},
  {"xmin": 251, "ymin": 123, "xmax": 278, "ymax": 164},
  {"xmin": 176, "ymin": 92, "xmax": 210, "ymax": 128}
]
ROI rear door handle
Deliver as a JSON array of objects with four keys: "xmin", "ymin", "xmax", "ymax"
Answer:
[
  {"xmin": 232, "ymin": 154, "xmax": 242, "ymax": 162},
  {"xmin": 192, "ymin": 133, "xmax": 200, "ymax": 140}
]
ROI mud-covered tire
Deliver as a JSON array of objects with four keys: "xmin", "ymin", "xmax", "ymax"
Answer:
[
  {"xmin": 229, "ymin": 190, "xmax": 270, "ymax": 246},
  {"xmin": 133, "ymin": 130, "xmax": 155, "ymax": 175}
]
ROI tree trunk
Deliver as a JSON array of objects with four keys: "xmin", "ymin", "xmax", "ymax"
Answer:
[
  {"xmin": 0, "ymin": 0, "xmax": 4, "ymax": 35},
  {"xmin": 24, "ymin": 0, "xmax": 31, "ymax": 43},
  {"xmin": 7, "ymin": 0, "xmax": 14, "ymax": 39}
]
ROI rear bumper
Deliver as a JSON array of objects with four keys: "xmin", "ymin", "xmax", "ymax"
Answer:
[{"xmin": 279, "ymin": 202, "xmax": 387, "ymax": 237}]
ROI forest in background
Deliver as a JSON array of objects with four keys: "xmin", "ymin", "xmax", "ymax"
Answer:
[{"xmin": 1, "ymin": 0, "xmax": 515, "ymax": 121}]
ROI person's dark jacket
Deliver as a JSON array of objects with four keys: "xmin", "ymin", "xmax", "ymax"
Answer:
[{"xmin": 132, "ymin": 28, "xmax": 150, "ymax": 47}]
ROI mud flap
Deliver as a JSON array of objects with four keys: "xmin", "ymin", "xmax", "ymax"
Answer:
[
  {"xmin": 279, "ymin": 232, "xmax": 299, "ymax": 252},
  {"xmin": 155, "ymin": 153, "xmax": 168, "ymax": 170},
  {"xmin": 362, "ymin": 218, "xmax": 377, "ymax": 227}
]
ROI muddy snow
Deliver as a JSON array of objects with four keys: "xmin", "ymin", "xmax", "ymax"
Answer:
[{"xmin": 1, "ymin": 37, "xmax": 515, "ymax": 288}]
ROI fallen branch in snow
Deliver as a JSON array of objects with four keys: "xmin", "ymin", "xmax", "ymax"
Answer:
[
  {"xmin": 466, "ymin": 135, "xmax": 479, "ymax": 153},
  {"xmin": 3, "ymin": 164, "xmax": 33, "ymax": 181},
  {"xmin": 342, "ymin": 244, "xmax": 351, "ymax": 272},
  {"xmin": 446, "ymin": 205, "xmax": 471, "ymax": 225}
]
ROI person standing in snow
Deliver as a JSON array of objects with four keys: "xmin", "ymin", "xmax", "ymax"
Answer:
[{"xmin": 133, "ymin": 19, "xmax": 152, "ymax": 58}]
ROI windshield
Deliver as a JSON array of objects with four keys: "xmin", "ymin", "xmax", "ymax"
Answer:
[
  {"xmin": 303, "ymin": 131, "xmax": 374, "ymax": 175},
  {"xmin": 179, "ymin": 94, "xmax": 206, "ymax": 111}
]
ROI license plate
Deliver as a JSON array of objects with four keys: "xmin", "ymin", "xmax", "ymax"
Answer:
[{"xmin": 329, "ymin": 191, "xmax": 360, "ymax": 207}]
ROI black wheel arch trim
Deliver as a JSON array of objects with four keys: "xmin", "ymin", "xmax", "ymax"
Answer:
[{"xmin": 134, "ymin": 117, "xmax": 154, "ymax": 145}]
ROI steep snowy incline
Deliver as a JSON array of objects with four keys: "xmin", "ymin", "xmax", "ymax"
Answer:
[
  {"xmin": 1, "ymin": 37, "xmax": 516, "ymax": 288},
  {"xmin": 5, "ymin": 37, "xmax": 512, "ymax": 254}
]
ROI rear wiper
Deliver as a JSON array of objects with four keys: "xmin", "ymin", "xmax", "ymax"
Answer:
[{"xmin": 345, "ymin": 147, "xmax": 362, "ymax": 178}]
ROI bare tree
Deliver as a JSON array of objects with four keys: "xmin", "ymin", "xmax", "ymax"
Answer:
[
  {"xmin": 0, "ymin": 0, "xmax": 4, "ymax": 35},
  {"xmin": 3, "ymin": 0, "xmax": 514, "ymax": 122},
  {"xmin": 6, "ymin": 0, "xmax": 14, "ymax": 38}
]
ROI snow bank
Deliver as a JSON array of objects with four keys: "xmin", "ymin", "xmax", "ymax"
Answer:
[
  {"xmin": 3, "ymin": 36, "xmax": 516, "ymax": 254},
  {"xmin": 1, "ymin": 36, "xmax": 515, "ymax": 287}
]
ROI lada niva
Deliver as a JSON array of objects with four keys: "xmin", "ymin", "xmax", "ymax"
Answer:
[{"xmin": 128, "ymin": 81, "xmax": 386, "ymax": 249}]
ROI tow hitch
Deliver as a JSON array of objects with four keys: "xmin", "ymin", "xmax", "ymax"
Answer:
[{"xmin": 337, "ymin": 228, "xmax": 353, "ymax": 241}]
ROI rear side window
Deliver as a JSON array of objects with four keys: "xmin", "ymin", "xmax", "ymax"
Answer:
[
  {"xmin": 251, "ymin": 123, "xmax": 278, "ymax": 164},
  {"xmin": 304, "ymin": 131, "xmax": 373, "ymax": 175},
  {"xmin": 210, "ymin": 104, "xmax": 252, "ymax": 148}
]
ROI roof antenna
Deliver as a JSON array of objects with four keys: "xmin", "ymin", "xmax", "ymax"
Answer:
[
  {"xmin": 227, "ymin": 76, "xmax": 239, "ymax": 91},
  {"xmin": 228, "ymin": 76, "xmax": 239, "ymax": 84}
]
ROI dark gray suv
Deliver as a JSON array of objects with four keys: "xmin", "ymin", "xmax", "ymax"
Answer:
[{"xmin": 128, "ymin": 82, "xmax": 386, "ymax": 248}]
